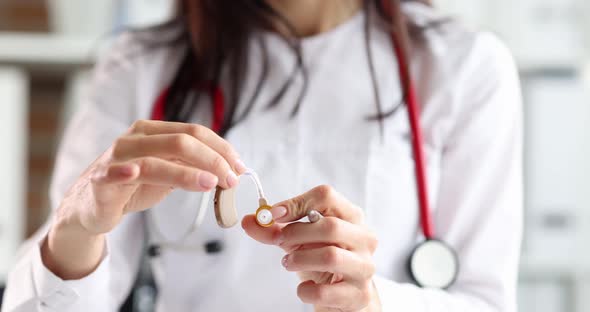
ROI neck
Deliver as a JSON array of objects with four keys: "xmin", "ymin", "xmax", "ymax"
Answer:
[{"xmin": 266, "ymin": 0, "xmax": 363, "ymax": 37}]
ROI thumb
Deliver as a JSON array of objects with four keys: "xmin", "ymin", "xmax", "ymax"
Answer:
[{"xmin": 270, "ymin": 185, "xmax": 363, "ymax": 224}]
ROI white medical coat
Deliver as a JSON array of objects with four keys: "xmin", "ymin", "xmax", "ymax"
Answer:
[{"xmin": 2, "ymin": 3, "xmax": 523, "ymax": 312}]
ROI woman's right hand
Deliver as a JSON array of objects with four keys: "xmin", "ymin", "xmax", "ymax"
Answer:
[{"xmin": 42, "ymin": 120, "xmax": 246, "ymax": 279}]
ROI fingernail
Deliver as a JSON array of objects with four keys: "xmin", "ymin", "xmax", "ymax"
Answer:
[
  {"xmin": 234, "ymin": 159, "xmax": 247, "ymax": 175},
  {"xmin": 199, "ymin": 172, "xmax": 218, "ymax": 189},
  {"xmin": 226, "ymin": 170, "xmax": 239, "ymax": 188},
  {"xmin": 271, "ymin": 206, "xmax": 287, "ymax": 220},
  {"xmin": 281, "ymin": 254, "xmax": 289, "ymax": 268}
]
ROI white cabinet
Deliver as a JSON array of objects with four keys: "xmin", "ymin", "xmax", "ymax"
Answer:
[
  {"xmin": 519, "ymin": 72, "xmax": 590, "ymax": 312},
  {"xmin": 435, "ymin": 0, "xmax": 589, "ymax": 67},
  {"xmin": 120, "ymin": 0, "xmax": 175, "ymax": 28},
  {"xmin": 496, "ymin": 0, "xmax": 586, "ymax": 67},
  {"xmin": 434, "ymin": 0, "xmax": 494, "ymax": 28},
  {"xmin": 518, "ymin": 279, "xmax": 572, "ymax": 312},
  {"xmin": 0, "ymin": 68, "xmax": 28, "ymax": 281},
  {"xmin": 522, "ymin": 74, "xmax": 590, "ymax": 262},
  {"xmin": 47, "ymin": 0, "xmax": 116, "ymax": 37},
  {"xmin": 47, "ymin": 0, "xmax": 175, "ymax": 38}
]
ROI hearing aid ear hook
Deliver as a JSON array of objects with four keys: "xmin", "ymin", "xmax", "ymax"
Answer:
[{"xmin": 213, "ymin": 169, "xmax": 274, "ymax": 228}]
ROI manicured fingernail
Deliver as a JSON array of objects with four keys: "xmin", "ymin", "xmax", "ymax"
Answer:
[
  {"xmin": 234, "ymin": 159, "xmax": 247, "ymax": 175},
  {"xmin": 281, "ymin": 254, "xmax": 289, "ymax": 268},
  {"xmin": 226, "ymin": 170, "xmax": 239, "ymax": 188},
  {"xmin": 199, "ymin": 172, "xmax": 218, "ymax": 189},
  {"xmin": 271, "ymin": 206, "xmax": 287, "ymax": 220}
]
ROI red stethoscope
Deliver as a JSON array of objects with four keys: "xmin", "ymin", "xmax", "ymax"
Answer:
[{"xmin": 149, "ymin": 10, "xmax": 459, "ymax": 290}]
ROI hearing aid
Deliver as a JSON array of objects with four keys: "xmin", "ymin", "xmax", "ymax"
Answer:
[
  {"xmin": 213, "ymin": 169, "xmax": 274, "ymax": 228},
  {"xmin": 213, "ymin": 186, "xmax": 239, "ymax": 228},
  {"xmin": 255, "ymin": 198, "xmax": 274, "ymax": 227}
]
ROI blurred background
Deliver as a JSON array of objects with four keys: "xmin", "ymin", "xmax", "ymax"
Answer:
[{"xmin": 0, "ymin": 0, "xmax": 589, "ymax": 311}]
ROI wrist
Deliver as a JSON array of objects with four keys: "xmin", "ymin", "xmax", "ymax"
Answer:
[
  {"xmin": 42, "ymin": 213, "xmax": 106, "ymax": 280},
  {"xmin": 364, "ymin": 280, "xmax": 382, "ymax": 312}
]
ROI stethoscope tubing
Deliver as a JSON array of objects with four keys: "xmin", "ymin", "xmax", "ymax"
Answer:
[
  {"xmin": 388, "ymin": 28, "xmax": 435, "ymax": 240},
  {"xmin": 148, "ymin": 7, "xmax": 436, "ymax": 244}
]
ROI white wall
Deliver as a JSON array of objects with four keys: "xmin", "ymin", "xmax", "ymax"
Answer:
[
  {"xmin": 435, "ymin": 0, "xmax": 588, "ymax": 67},
  {"xmin": 0, "ymin": 68, "xmax": 28, "ymax": 281}
]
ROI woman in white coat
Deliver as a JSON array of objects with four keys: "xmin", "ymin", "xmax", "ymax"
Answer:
[{"xmin": 2, "ymin": 0, "xmax": 523, "ymax": 311}]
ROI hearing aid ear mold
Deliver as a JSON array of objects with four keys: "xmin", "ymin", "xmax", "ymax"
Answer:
[{"xmin": 255, "ymin": 198, "xmax": 274, "ymax": 227}]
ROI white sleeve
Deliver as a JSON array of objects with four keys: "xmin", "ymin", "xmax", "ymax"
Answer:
[
  {"xmin": 1, "ymin": 33, "xmax": 145, "ymax": 312},
  {"xmin": 374, "ymin": 33, "xmax": 523, "ymax": 311}
]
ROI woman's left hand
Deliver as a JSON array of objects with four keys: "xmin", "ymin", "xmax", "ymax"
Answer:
[{"xmin": 242, "ymin": 185, "xmax": 381, "ymax": 312}]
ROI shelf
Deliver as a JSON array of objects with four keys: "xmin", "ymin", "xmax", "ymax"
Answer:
[
  {"xmin": 0, "ymin": 32, "xmax": 98, "ymax": 71},
  {"xmin": 520, "ymin": 254, "xmax": 590, "ymax": 279}
]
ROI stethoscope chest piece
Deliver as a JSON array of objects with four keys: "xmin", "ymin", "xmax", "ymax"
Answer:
[{"xmin": 408, "ymin": 239, "xmax": 459, "ymax": 289}]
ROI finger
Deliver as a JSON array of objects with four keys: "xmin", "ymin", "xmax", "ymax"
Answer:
[
  {"xmin": 241, "ymin": 214, "xmax": 284, "ymax": 246},
  {"xmin": 128, "ymin": 120, "xmax": 247, "ymax": 174},
  {"xmin": 271, "ymin": 185, "xmax": 364, "ymax": 224},
  {"xmin": 242, "ymin": 216, "xmax": 333, "ymax": 253},
  {"xmin": 280, "ymin": 217, "xmax": 377, "ymax": 252},
  {"xmin": 283, "ymin": 246, "xmax": 375, "ymax": 283},
  {"xmin": 297, "ymin": 280, "xmax": 371, "ymax": 311},
  {"xmin": 92, "ymin": 157, "xmax": 218, "ymax": 192},
  {"xmin": 90, "ymin": 163, "xmax": 141, "ymax": 213},
  {"xmin": 91, "ymin": 162, "xmax": 139, "ymax": 185},
  {"xmin": 112, "ymin": 134, "xmax": 238, "ymax": 188}
]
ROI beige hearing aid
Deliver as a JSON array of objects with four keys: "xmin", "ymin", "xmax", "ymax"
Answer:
[
  {"xmin": 213, "ymin": 169, "xmax": 274, "ymax": 228},
  {"xmin": 213, "ymin": 186, "xmax": 239, "ymax": 228}
]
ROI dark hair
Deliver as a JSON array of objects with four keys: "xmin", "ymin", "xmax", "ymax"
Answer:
[{"xmin": 164, "ymin": 0, "xmax": 433, "ymax": 136}]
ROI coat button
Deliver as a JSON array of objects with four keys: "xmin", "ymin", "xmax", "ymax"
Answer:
[
  {"xmin": 204, "ymin": 240, "xmax": 223, "ymax": 254},
  {"xmin": 147, "ymin": 245, "xmax": 161, "ymax": 258}
]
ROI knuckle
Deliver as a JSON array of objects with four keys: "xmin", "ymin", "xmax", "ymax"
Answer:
[
  {"xmin": 137, "ymin": 157, "xmax": 154, "ymax": 176},
  {"xmin": 291, "ymin": 195, "xmax": 306, "ymax": 214},
  {"xmin": 322, "ymin": 246, "xmax": 342, "ymax": 267},
  {"xmin": 313, "ymin": 184, "xmax": 334, "ymax": 200},
  {"xmin": 321, "ymin": 217, "xmax": 341, "ymax": 236},
  {"xmin": 210, "ymin": 155, "xmax": 228, "ymax": 173},
  {"xmin": 280, "ymin": 225, "xmax": 292, "ymax": 241},
  {"xmin": 361, "ymin": 261, "xmax": 376, "ymax": 280},
  {"xmin": 111, "ymin": 137, "xmax": 128, "ymax": 159},
  {"xmin": 352, "ymin": 206, "xmax": 365, "ymax": 223},
  {"xmin": 188, "ymin": 124, "xmax": 207, "ymax": 139},
  {"xmin": 172, "ymin": 134, "xmax": 192, "ymax": 152},
  {"xmin": 179, "ymin": 170, "xmax": 197, "ymax": 188},
  {"xmin": 367, "ymin": 232, "xmax": 379, "ymax": 253},
  {"xmin": 220, "ymin": 142, "xmax": 236, "ymax": 158},
  {"xmin": 129, "ymin": 120, "xmax": 146, "ymax": 133},
  {"xmin": 311, "ymin": 286, "xmax": 328, "ymax": 302}
]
